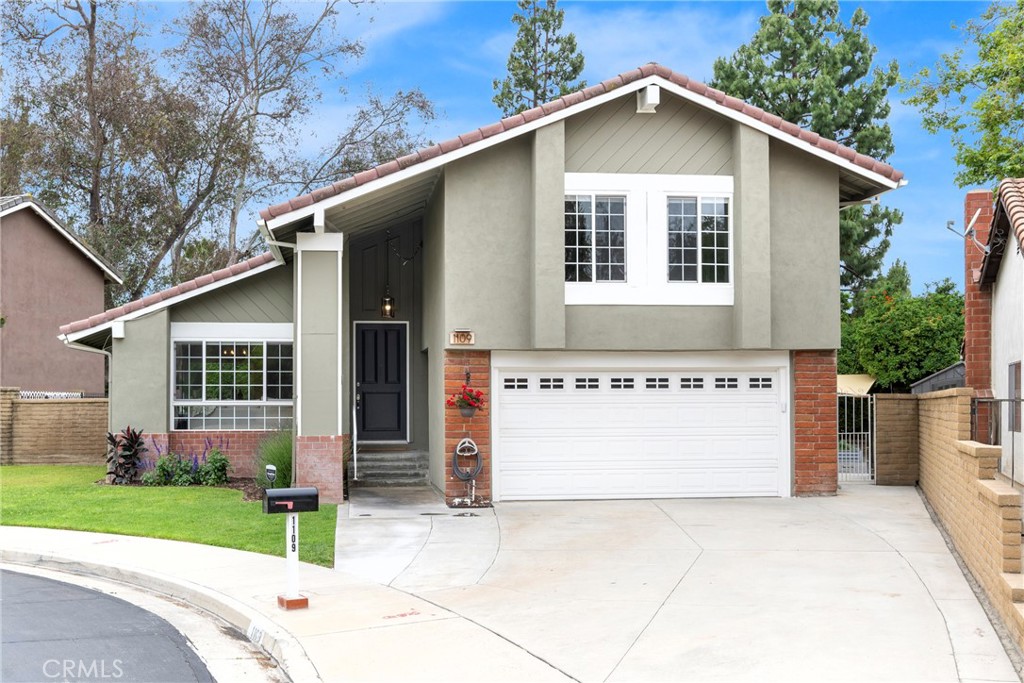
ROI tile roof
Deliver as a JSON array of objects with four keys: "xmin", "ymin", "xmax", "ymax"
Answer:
[
  {"xmin": 998, "ymin": 178, "xmax": 1024, "ymax": 250},
  {"xmin": 260, "ymin": 63, "xmax": 905, "ymax": 222},
  {"xmin": 60, "ymin": 252, "xmax": 277, "ymax": 336}
]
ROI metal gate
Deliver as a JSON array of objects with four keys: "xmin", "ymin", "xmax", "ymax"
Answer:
[{"xmin": 838, "ymin": 394, "xmax": 875, "ymax": 483}]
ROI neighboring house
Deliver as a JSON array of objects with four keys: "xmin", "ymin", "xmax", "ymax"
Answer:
[
  {"xmin": 0, "ymin": 195, "xmax": 121, "ymax": 395},
  {"xmin": 910, "ymin": 362, "xmax": 965, "ymax": 395},
  {"xmin": 964, "ymin": 181, "xmax": 1024, "ymax": 480},
  {"xmin": 59, "ymin": 65, "xmax": 904, "ymax": 504}
]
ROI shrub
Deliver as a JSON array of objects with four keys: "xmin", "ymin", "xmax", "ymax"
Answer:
[
  {"xmin": 105, "ymin": 426, "xmax": 148, "ymax": 484},
  {"xmin": 197, "ymin": 449, "xmax": 230, "ymax": 487},
  {"xmin": 257, "ymin": 431, "xmax": 293, "ymax": 488}
]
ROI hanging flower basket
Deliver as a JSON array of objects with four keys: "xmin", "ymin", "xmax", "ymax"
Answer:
[{"xmin": 447, "ymin": 384, "xmax": 486, "ymax": 417}]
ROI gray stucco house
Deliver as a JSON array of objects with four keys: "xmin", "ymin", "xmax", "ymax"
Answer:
[{"xmin": 60, "ymin": 65, "xmax": 904, "ymax": 504}]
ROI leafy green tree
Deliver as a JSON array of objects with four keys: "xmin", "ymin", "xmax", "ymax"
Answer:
[
  {"xmin": 903, "ymin": 0, "xmax": 1024, "ymax": 186},
  {"xmin": 842, "ymin": 279, "xmax": 964, "ymax": 391},
  {"xmin": 710, "ymin": 0, "xmax": 902, "ymax": 291},
  {"xmin": 492, "ymin": 0, "xmax": 585, "ymax": 117},
  {"xmin": 837, "ymin": 259, "xmax": 910, "ymax": 374}
]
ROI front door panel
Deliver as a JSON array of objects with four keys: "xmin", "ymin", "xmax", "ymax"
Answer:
[{"xmin": 356, "ymin": 324, "xmax": 407, "ymax": 441}]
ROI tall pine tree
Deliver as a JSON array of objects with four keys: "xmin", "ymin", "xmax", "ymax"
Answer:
[
  {"xmin": 710, "ymin": 0, "xmax": 902, "ymax": 292},
  {"xmin": 492, "ymin": 0, "xmax": 585, "ymax": 117}
]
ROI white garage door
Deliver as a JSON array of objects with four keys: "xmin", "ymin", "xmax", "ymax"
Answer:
[{"xmin": 494, "ymin": 361, "xmax": 787, "ymax": 500}]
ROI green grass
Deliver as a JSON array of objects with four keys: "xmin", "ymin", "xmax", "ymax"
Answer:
[{"xmin": 0, "ymin": 466, "xmax": 337, "ymax": 567}]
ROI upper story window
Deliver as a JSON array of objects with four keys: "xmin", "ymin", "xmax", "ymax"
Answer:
[
  {"xmin": 667, "ymin": 197, "xmax": 730, "ymax": 284},
  {"xmin": 565, "ymin": 195, "xmax": 626, "ymax": 282},
  {"xmin": 564, "ymin": 173, "xmax": 733, "ymax": 306}
]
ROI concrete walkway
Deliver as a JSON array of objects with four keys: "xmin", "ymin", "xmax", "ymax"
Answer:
[{"xmin": 1, "ymin": 485, "xmax": 1020, "ymax": 682}]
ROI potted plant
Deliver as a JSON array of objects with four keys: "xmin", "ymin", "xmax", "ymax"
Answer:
[{"xmin": 447, "ymin": 384, "xmax": 486, "ymax": 417}]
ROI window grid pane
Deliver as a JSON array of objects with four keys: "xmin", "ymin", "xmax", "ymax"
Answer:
[
  {"xmin": 565, "ymin": 194, "xmax": 626, "ymax": 283},
  {"xmin": 667, "ymin": 197, "xmax": 698, "ymax": 282},
  {"xmin": 174, "ymin": 340, "xmax": 293, "ymax": 431},
  {"xmin": 700, "ymin": 197, "xmax": 730, "ymax": 283}
]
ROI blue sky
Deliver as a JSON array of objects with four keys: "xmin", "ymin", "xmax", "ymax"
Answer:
[{"xmin": 105, "ymin": 1, "xmax": 1003, "ymax": 293}]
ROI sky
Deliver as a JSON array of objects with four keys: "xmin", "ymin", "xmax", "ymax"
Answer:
[{"xmin": 71, "ymin": 1, "xmax": 1005, "ymax": 293}]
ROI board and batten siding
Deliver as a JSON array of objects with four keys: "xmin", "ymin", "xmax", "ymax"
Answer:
[
  {"xmin": 170, "ymin": 263, "xmax": 293, "ymax": 324},
  {"xmin": 564, "ymin": 95, "xmax": 733, "ymax": 175}
]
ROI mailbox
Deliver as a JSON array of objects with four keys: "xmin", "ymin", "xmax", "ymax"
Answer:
[{"xmin": 263, "ymin": 487, "xmax": 319, "ymax": 514}]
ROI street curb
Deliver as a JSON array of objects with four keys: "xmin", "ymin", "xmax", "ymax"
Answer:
[{"xmin": 1, "ymin": 548, "xmax": 321, "ymax": 683}]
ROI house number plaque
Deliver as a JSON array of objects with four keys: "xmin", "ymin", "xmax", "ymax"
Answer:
[{"xmin": 449, "ymin": 330, "xmax": 476, "ymax": 345}]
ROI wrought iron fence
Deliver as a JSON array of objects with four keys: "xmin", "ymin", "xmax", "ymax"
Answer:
[{"xmin": 838, "ymin": 394, "xmax": 875, "ymax": 483}]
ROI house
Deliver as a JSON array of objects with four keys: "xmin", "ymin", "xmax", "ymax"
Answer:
[
  {"xmin": 964, "ymin": 180, "xmax": 1024, "ymax": 478},
  {"xmin": 59, "ymin": 65, "xmax": 904, "ymax": 504},
  {"xmin": 0, "ymin": 195, "xmax": 121, "ymax": 395},
  {"xmin": 910, "ymin": 362, "xmax": 965, "ymax": 395}
]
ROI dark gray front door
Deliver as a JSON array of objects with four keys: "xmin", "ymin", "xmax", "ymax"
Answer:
[{"xmin": 356, "ymin": 323, "xmax": 407, "ymax": 441}]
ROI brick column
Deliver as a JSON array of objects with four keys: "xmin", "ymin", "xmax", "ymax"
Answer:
[
  {"xmin": 793, "ymin": 350, "xmax": 837, "ymax": 495},
  {"xmin": 963, "ymin": 190, "xmax": 994, "ymax": 441},
  {"xmin": 294, "ymin": 434, "xmax": 348, "ymax": 504},
  {"xmin": 443, "ymin": 350, "xmax": 491, "ymax": 506},
  {"xmin": 0, "ymin": 387, "xmax": 19, "ymax": 465}
]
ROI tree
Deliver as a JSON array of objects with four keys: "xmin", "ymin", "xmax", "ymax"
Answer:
[
  {"xmin": 903, "ymin": 1, "xmax": 1024, "ymax": 186},
  {"xmin": 492, "ymin": 0, "xmax": 585, "ymax": 117},
  {"xmin": 168, "ymin": 0, "xmax": 361, "ymax": 266},
  {"xmin": 710, "ymin": 0, "xmax": 902, "ymax": 292},
  {"xmin": 841, "ymin": 278, "xmax": 964, "ymax": 391},
  {"xmin": 837, "ymin": 259, "xmax": 910, "ymax": 374}
]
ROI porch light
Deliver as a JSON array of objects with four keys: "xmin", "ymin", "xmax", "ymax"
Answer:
[{"xmin": 381, "ymin": 289, "xmax": 396, "ymax": 318}]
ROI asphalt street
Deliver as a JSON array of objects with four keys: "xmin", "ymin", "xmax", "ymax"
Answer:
[{"xmin": 2, "ymin": 569, "xmax": 214, "ymax": 683}]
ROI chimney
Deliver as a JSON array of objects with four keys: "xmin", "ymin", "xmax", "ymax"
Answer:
[{"xmin": 963, "ymin": 190, "xmax": 994, "ymax": 439}]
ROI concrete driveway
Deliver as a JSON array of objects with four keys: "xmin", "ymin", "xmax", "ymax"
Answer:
[{"xmin": 336, "ymin": 485, "xmax": 1020, "ymax": 683}]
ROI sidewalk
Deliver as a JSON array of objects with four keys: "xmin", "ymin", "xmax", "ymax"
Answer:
[{"xmin": 2, "ymin": 484, "xmax": 1022, "ymax": 682}]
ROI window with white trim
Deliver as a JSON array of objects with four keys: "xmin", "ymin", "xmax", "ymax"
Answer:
[
  {"xmin": 667, "ymin": 196, "xmax": 729, "ymax": 283},
  {"xmin": 172, "ymin": 340, "xmax": 294, "ymax": 431},
  {"xmin": 564, "ymin": 195, "xmax": 626, "ymax": 282},
  {"xmin": 564, "ymin": 173, "xmax": 733, "ymax": 306}
]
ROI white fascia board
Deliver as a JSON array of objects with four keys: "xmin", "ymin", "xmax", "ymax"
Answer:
[
  {"xmin": 491, "ymin": 350, "xmax": 790, "ymax": 370},
  {"xmin": 62, "ymin": 260, "xmax": 283, "ymax": 341},
  {"xmin": 0, "ymin": 202, "xmax": 123, "ymax": 284},
  {"xmin": 62, "ymin": 322, "xmax": 114, "ymax": 345},
  {"xmin": 266, "ymin": 75, "xmax": 899, "ymax": 232}
]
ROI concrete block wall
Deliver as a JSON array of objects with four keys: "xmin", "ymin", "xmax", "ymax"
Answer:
[
  {"xmin": 3, "ymin": 394, "xmax": 107, "ymax": 465},
  {"xmin": 916, "ymin": 388, "xmax": 1024, "ymax": 651},
  {"xmin": 875, "ymin": 395, "xmax": 919, "ymax": 486}
]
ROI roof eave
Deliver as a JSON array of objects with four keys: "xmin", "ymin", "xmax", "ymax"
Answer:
[{"xmin": 264, "ymin": 74, "xmax": 904, "ymax": 233}]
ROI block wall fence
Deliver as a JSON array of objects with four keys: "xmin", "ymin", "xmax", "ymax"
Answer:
[
  {"xmin": 0, "ymin": 387, "xmax": 107, "ymax": 465},
  {"xmin": 875, "ymin": 388, "xmax": 1024, "ymax": 654}
]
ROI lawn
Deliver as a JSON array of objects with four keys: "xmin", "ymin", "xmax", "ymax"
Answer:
[{"xmin": 0, "ymin": 465, "xmax": 337, "ymax": 567}]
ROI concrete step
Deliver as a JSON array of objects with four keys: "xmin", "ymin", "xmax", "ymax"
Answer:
[{"xmin": 349, "ymin": 449, "xmax": 429, "ymax": 486}]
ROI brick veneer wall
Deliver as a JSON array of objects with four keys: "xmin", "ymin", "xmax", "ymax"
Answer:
[
  {"xmin": 793, "ymin": 350, "xmax": 838, "ymax": 495},
  {"xmin": 875, "ymin": 395, "xmax": 919, "ymax": 486},
  {"xmin": 148, "ymin": 431, "xmax": 278, "ymax": 479},
  {"xmin": 964, "ymin": 190, "xmax": 994, "ymax": 441},
  {"xmin": 294, "ymin": 434, "xmax": 348, "ymax": 504},
  {"xmin": 5, "ymin": 396, "xmax": 107, "ymax": 465},
  {"xmin": 444, "ymin": 350, "xmax": 491, "ymax": 506},
  {"xmin": 917, "ymin": 387, "xmax": 1024, "ymax": 651}
]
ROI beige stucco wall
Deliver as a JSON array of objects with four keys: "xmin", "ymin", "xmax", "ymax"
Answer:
[
  {"xmin": 768, "ymin": 140, "xmax": 841, "ymax": 350},
  {"xmin": 0, "ymin": 207, "xmax": 107, "ymax": 394},
  {"xmin": 297, "ymin": 244, "xmax": 341, "ymax": 436},
  {"xmin": 110, "ymin": 310, "xmax": 169, "ymax": 432},
  {"xmin": 423, "ymin": 179, "xmax": 447, "ymax": 487},
  {"xmin": 991, "ymin": 246, "xmax": 1023, "ymax": 480},
  {"xmin": 437, "ymin": 93, "xmax": 843, "ymax": 354}
]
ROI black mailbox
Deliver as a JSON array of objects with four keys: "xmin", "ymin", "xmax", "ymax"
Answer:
[{"xmin": 263, "ymin": 487, "xmax": 319, "ymax": 514}]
